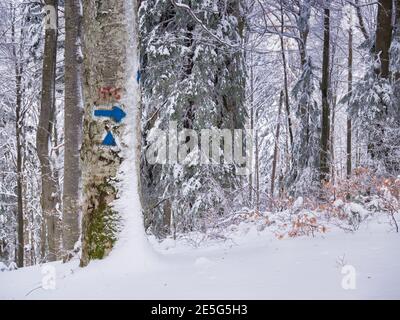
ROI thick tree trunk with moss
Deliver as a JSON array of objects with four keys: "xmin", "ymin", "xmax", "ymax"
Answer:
[{"xmin": 80, "ymin": 0, "xmax": 141, "ymax": 267}]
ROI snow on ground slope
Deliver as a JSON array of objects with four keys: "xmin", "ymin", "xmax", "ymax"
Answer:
[{"xmin": 1, "ymin": 218, "xmax": 399, "ymax": 300}]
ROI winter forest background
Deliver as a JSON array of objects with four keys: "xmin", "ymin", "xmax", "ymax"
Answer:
[{"xmin": 0, "ymin": 0, "xmax": 399, "ymax": 297}]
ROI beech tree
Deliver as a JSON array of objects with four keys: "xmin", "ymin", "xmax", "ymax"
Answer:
[
  {"xmin": 36, "ymin": 0, "xmax": 60, "ymax": 262},
  {"xmin": 320, "ymin": 6, "xmax": 331, "ymax": 183},
  {"xmin": 62, "ymin": 0, "xmax": 83, "ymax": 257},
  {"xmin": 80, "ymin": 0, "xmax": 142, "ymax": 266}
]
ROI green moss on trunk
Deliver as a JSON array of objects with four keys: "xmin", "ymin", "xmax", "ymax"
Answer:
[{"xmin": 85, "ymin": 181, "xmax": 120, "ymax": 261}]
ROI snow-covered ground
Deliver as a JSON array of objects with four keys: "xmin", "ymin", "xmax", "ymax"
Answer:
[{"xmin": 1, "ymin": 217, "xmax": 399, "ymax": 300}]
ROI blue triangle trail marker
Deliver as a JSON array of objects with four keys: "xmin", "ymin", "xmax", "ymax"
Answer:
[
  {"xmin": 94, "ymin": 106, "xmax": 126, "ymax": 123},
  {"xmin": 102, "ymin": 131, "xmax": 116, "ymax": 146}
]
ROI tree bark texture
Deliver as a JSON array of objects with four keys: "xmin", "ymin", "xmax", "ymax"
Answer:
[
  {"xmin": 63, "ymin": 0, "xmax": 83, "ymax": 255},
  {"xmin": 36, "ymin": 0, "xmax": 59, "ymax": 262},
  {"xmin": 80, "ymin": 0, "xmax": 141, "ymax": 266}
]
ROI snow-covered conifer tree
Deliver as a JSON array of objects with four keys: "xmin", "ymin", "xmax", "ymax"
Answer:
[{"xmin": 139, "ymin": 0, "xmax": 246, "ymax": 236}]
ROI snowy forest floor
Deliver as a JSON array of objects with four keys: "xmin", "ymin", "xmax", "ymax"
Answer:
[
  {"xmin": 1, "ymin": 212, "xmax": 399, "ymax": 300},
  {"xmin": 0, "ymin": 212, "xmax": 400, "ymax": 299}
]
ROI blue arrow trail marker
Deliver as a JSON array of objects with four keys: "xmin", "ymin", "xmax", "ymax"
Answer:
[
  {"xmin": 94, "ymin": 106, "xmax": 126, "ymax": 123},
  {"xmin": 102, "ymin": 131, "xmax": 116, "ymax": 146},
  {"xmin": 136, "ymin": 70, "xmax": 141, "ymax": 83}
]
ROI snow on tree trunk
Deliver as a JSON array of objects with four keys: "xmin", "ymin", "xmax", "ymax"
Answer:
[
  {"xmin": 80, "ymin": 0, "xmax": 146, "ymax": 267},
  {"xmin": 366, "ymin": 0, "xmax": 393, "ymax": 165},
  {"xmin": 287, "ymin": 0, "xmax": 320, "ymax": 195}
]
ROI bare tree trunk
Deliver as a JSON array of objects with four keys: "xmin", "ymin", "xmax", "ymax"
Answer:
[
  {"xmin": 347, "ymin": 27, "xmax": 353, "ymax": 178},
  {"xmin": 37, "ymin": 0, "xmax": 59, "ymax": 262},
  {"xmin": 289, "ymin": 0, "xmax": 311, "ymax": 187},
  {"xmin": 368, "ymin": 0, "xmax": 393, "ymax": 161},
  {"xmin": 11, "ymin": 8, "xmax": 24, "ymax": 267},
  {"xmin": 63, "ymin": 0, "xmax": 83, "ymax": 257},
  {"xmin": 163, "ymin": 200, "xmax": 172, "ymax": 235},
  {"xmin": 280, "ymin": 7, "xmax": 293, "ymax": 148},
  {"xmin": 329, "ymin": 24, "xmax": 340, "ymax": 186},
  {"xmin": 249, "ymin": 52, "xmax": 254, "ymax": 204},
  {"xmin": 80, "ymin": 0, "xmax": 141, "ymax": 266},
  {"xmin": 50, "ymin": 107, "xmax": 62, "ymax": 256},
  {"xmin": 16, "ymin": 77, "xmax": 23, "ymax": 267},
  {"xmin": 355, "ymin": 0, "xmax": 370, "ymax": 43},
  {"xmin": 394, "ymin": 0, "xmax": 400, "ymax": 82},
  {"xmin": 271, "ymin": 91, "xmax": 283, "ymax": 197},
  {"xmin": 29, "ymin": 210, "xmax": 36, "ymax": 265},
  {"xmin": 40, "ymin": 221, "xmax": 46, "ymax": 261},
  {"xmin": 320, "ymin": 8, "xmax": 331, "ymax": 183},
  {"xmin": 375, "ymin": 0, "xmax": 393, "ymax": 79},
  {"xmin": 255, "ymin": 127, "xmax": 260, "ymax": 213},
  {"xmin": 330, "ymin": 94, "xmax": 336, "ymax": 185}
]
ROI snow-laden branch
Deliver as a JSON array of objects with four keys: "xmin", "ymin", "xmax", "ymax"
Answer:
[
  {"xmin": 353, "ymin": 0, "xmax": 370, "ymax": 42},
  {"xmin": 170, "ymin": 0, "xmax": 240, "ymax": 49},
  {"xmin": 344, "ymin": 0, "xmax": 379, "ymax": 8},
  {"xmin": 170, "ymin": 0, "xmax": 301, "ymax": 54},
  {"xmin": 0, "ymin": 192, "xmax": 17, "ymax": 198}
]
